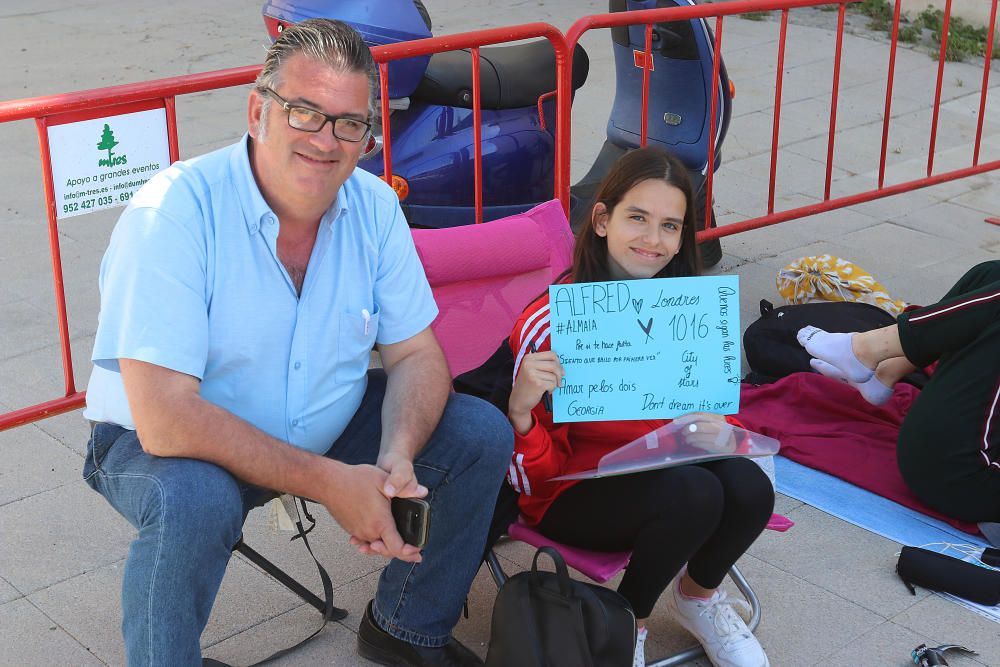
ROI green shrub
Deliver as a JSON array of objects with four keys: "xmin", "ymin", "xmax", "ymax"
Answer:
[
  {"xmin": 849, "ymin": 2, "xmax": 998, "ymax": 62},
  {"xmin": 853, "ymin": 0, "xmax": 893, "ymax": 31},
  {"xmin": 917, "ymin": 7, "xmax": 995, "ymax": 60},
  {"xmin": 897, "ymin": 24, "xmax": 921, "ymax": 44}
]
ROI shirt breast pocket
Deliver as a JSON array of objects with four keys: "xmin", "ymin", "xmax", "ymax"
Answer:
[{"xmin": 335, "ymin": 307, "xmax": 380, "ymax": 383}]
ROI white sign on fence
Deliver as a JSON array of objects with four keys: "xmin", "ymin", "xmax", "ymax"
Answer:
[{"xmin": 48, "ymin": 108, "xmax": 170, "ymax": 220}]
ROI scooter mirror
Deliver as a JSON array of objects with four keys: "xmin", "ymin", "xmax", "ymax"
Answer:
[{"xmin": 361, "ymin": 133, "xmax": 382, "ymax": 160}]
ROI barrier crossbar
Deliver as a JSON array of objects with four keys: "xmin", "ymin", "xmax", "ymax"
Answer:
[{"xmin": 1, "ymin": 1, "xmax": 998, "ymax": 433}]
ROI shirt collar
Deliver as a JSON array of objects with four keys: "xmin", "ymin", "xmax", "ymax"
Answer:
[{"xmin": 232, "ymin": 133, "xmax": 351, "ymax": 235}]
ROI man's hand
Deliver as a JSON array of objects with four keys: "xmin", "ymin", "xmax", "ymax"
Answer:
[
  {"xmin": 376, "ymin": 450, "xmax": 428, "ymax": 500},
  {"xmin": 343, "ymin": 451, "xmax": 430, "ymax": 560},
  {"xmin": 347, "ymin": 325, "xmax": 444, "ymax": 562},
  {"xmin": 323, "ymin": 461, "xmax": 424, "ymax": 563}
]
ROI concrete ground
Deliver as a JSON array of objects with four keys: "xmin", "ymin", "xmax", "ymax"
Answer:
[{"xmin": 1, "ymin": 1, "xmax": 998, "ymax": 665}]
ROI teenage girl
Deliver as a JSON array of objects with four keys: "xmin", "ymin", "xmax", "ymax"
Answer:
[
  {"xmin": 506, "ymin": 147, "xmax": 774, "ymax": 667},
  {"xmin": 799, "ymin": 260, "xmax": 1000, "ymax": 524}
]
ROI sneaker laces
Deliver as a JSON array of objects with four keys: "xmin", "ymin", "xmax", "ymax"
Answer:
[
  {"xmin": 633, "ymin": 627, "xmax": 647, "ymax": 667},
  {"xmin": 699, "ymin": 592, "xmax": 753, "ymax": 648}
]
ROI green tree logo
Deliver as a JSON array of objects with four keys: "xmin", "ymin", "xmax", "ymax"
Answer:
[
  {"xmin": 97, "ymin": 124, "xmax": 118, "ymax": 161},
  {"xmin": 96, "ymin": 124, "xmax": 127, "ymax": 167}
]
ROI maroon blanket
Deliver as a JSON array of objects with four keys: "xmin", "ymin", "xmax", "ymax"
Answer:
[{"xmin": 737, "ymin": 373, "xmax": 980, "ymax": 535}]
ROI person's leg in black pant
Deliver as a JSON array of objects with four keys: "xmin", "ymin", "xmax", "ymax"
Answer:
[
  {"xmin": 664, "ymin": 458, "xmax": 773, "ymax": 667},
  {"xmin": 895, "ymin": 262, "xmax": 1000, "ymax": 522},
  {"xmin": 535, "ymin": 458, "xmax": 774, "ymax": 619},
  {"xmin": 896, "ymin": 261, "xmax": 1000, "ymax": 365},
  {"xmin": 536, "ymin": 458, "xmax": 773, "ymax": 666},
  {"xmin": 685, "ymin": 458, "xmax": 774, "ymax": 591},
  {"xmin": 799, "ymin": 261, "xmax": 1000, "ymax": 522}
]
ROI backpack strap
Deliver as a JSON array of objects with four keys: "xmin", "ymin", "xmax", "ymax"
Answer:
[{"xmin": 529, "ymin": 547, "xmax": 596, "ymax": 667}]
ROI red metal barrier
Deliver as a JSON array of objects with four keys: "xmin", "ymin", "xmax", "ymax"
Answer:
[
  {"xmin": 974, "ymin": 0, "xmax": 998, "ymax": 168},
  {"xmin": 1, "ymin": 1, "xmax": 997, "ymax": 432},
  {"xmin": 769, "ymin": 9, "xmax": 790, "ymax": 214},
  {"xmin": 563, "ymin": 0, "xmax": 860, "ymax": 240},
  {"xmin": 370, "ymin": 23, "xmax": 572, "ymax": 224},
  {"xmin": 564, "ymin": 0, "xmax": 999, "ymax": 243},
  {"xmin": 0, "ymin": 25, "xmax": 572, "ymax": 431},
  {"xmin": 713, "ymin": 0, "xmax": 999, "ymax": 242},
  {"xmin": 0, "ymin": 66, "xmax": 261, "ymax": 431}
]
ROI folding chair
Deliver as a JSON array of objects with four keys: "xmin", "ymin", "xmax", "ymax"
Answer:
[
  {"xmin": 231, "ymin": 198, "xmax": 575, "ymax": 632},
  {"xmin": 413, "ymin": 198, "xmax": 772, "ymax": 666},
  {"xmin": 239, "ymin": 197, "xmax": 773, "ymax": 667},
  {"xmin": 410, "ymin": 198, "xmax": 575, "ymax": 377}
]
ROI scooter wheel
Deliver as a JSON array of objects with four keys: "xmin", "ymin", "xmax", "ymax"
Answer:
[{"xmin": 697, "ymin": 207, "xmax": 723, "ymax": 269}]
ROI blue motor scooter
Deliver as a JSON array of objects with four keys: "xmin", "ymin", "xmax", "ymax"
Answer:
[{"xmin": 261, "ymin": 0, "xmax": 730, "ymax": 266}]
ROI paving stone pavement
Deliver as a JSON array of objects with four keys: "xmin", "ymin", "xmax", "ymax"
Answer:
[{"xmin": 1, "ymin": 1, "xmax": 998, "ymax": 666}]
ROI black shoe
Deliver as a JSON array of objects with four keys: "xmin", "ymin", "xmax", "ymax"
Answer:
[{"xmin": 357, "ymin": 600, "xmax": 484, "ymax": 667}]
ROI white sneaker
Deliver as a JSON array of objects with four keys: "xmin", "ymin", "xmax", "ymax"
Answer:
[
  {"xmin": 665, "ymin": 579, "xmax": 769, "ymax": 667},
  {"xmin": 633, "ymin": 626, "xmax": 647, "ymax": 667}
]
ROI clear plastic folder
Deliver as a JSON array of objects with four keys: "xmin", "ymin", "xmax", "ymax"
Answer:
[{"xmin": 550, "ymin": 415, "xmax": 780, "ymax": 481}]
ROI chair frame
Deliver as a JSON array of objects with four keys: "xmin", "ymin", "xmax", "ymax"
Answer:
[{"xmin": 233, "ymin": 538, "xmax": 347, "ymax": 621}]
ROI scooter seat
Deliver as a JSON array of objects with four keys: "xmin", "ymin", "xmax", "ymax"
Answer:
[{"xmin": 412, "ymin": 40, "xmax": 589, "ymax": 110}]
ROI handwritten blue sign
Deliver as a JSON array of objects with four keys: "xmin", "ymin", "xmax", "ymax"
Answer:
[{"xmin": 548, "ymin": 275, "xmax": 740, "ymax": 423}]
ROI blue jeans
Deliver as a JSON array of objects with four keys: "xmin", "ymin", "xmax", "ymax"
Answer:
[{"xmin": 84, "ymin": 370, "xmax": 513, "ymax": 666}]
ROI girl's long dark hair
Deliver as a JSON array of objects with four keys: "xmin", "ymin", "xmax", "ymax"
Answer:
[{"xmin": 571, "ymin": 146, "xmax": 701, "ymax": 283}]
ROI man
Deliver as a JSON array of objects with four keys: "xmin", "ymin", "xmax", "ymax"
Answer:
[{"xmin": 82, "ymin": 19, "xmax": 512, "ymax": 667}]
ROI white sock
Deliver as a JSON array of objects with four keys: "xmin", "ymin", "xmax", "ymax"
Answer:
[
  {"xmin": 810, "ymin": 359, "xmax": 893, "ymax": 405},
  {"xmin": 797, "ymin": 326, "xmax": 874, "ymax": 383}
]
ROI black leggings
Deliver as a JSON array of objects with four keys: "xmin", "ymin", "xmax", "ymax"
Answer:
[
  {"xmin": 535, "ymin": 457, "xmax": 774, "ymax": 618},
  {"xmin": 896, "ymin": 260, "xmax": 1000, "ymax": 522}
]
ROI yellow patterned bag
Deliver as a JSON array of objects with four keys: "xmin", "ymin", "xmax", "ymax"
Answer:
[{"xmin": 776, "ymin": 255, "xmax": 908, "ymax": 316}]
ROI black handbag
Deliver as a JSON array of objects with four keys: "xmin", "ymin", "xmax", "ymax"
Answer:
[
  {"xmin": 897, "ymin": 546, "xmax": 1000, "ymax": 606},
  {"xmin": 485, "ymin": 546, "xmax": 636, "ymax": 667}
]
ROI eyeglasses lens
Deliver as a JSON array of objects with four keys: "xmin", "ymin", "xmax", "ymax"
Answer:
[
  {"xmin": 286, "ymin": 106, "xmax": 368, "ymax": 142},
  {"xmin": 333, "ymin": 118, "xmax": 369, "ymax": 142},
  {"xmin": 288, "ymin": 107, "xmax": 324, "ymax": 131}
]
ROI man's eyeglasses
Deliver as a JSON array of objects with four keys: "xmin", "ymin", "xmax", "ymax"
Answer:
[{"xmin": 260, "ymin": 88, "xmax": 372, "ymax": 143}]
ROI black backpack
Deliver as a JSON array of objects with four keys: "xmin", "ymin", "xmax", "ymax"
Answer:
[
  {"xmin": 485, "ymin": 547, "xmax": 636, "ymax": 667},
  {"xmin": 742, "ymin": 299, "xmax": 928, "ymax": 387}
]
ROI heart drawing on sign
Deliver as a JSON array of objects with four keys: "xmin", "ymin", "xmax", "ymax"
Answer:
[{"xmin": 631, "ymin": 298, "xmax": 643, "ymax": 314}]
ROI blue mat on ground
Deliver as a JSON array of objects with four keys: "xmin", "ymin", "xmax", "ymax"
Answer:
[{"xmin": 774, "ymin": 455, "xmax": 999, "ymax": 623}]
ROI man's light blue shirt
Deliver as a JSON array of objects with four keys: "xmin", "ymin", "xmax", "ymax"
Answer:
[{"xmin": 84, "ymin": 134, "xmax": 438, "ymax": 455}]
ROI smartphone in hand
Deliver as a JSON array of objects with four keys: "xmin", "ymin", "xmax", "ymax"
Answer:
[{"xmin": 391, "ymin": 497, "xmax": 431, "ymax": 549}]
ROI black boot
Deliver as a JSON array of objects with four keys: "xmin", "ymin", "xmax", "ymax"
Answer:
[{"xmin": 357, "ymin": 600, "xmax": 483, "ymax": 667}]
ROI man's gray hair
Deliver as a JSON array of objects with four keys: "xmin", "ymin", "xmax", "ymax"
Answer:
[{"xmin": 255, "ymin": 18, "xmax": 378, "ymax": 128}]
